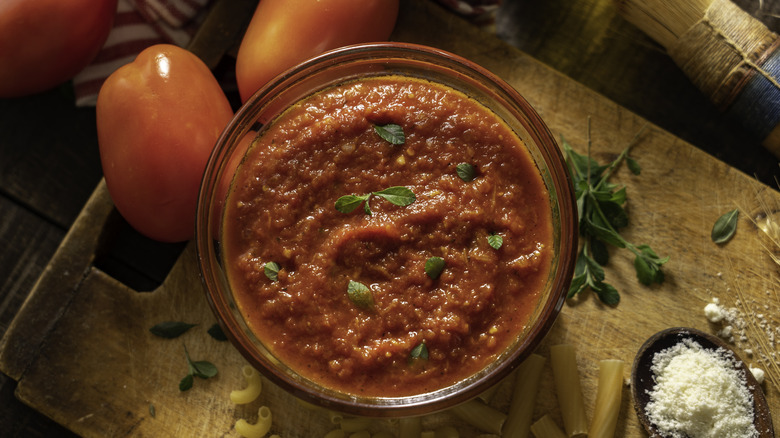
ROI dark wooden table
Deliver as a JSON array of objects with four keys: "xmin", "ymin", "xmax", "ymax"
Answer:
[{"xmin": 2, "ymin": 0, "xmax": 779, "ymax": 435}]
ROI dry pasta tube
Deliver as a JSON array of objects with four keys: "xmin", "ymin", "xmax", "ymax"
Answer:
[
  {"xmin": 450, "ymin": 398, "xmax": 507, "ymax": 435},
  {"xmin": 231, "ymin": 365, "xmax": 263, "ymax": 404},
  {"xmin": 235, "ymin": 406, "xmax": 272, "ymax": 438},
  {"xmin": 435, "ymin": 425, "xmax": 459, "ymax": 438},
  {"xmin": 340, "ymin": 417, "xmax": 372, "ymax": 433},
  {"xmin": 530, "ymin": 415, "xmax": 567, "ymax": 438},
  {"xmin": 549, "ymin": 344, "xmax": 588, "ymax": 438},
  {"xmin": 503, "ymin": 353, "xmax": 546, "ymax": 438},
  {"xmin": 398, "ymin": 417, "xmax": 422, "ymax": 438},
  {"xmin": 588, "ymin": 360, "xmax": 625, "ymax": 438},
  {"xmin": 324, "ymin": 429, "xmax": 346, "ymax": 438}
]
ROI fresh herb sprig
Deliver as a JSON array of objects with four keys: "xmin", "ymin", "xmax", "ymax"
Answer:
[
  {"xmin": 564, "ymin": 121, "xmax": 668, "ymax": 305},
  {"xmin": 335, "ymin": 186, "xmax": 416, "ymax": 215},
  {"xmin": 179, "ymin": 344, "xmax": 218, "ymax": 391}
]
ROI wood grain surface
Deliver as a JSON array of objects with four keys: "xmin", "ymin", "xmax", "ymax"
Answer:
[{"xmin": 2, "ymin": 0, "xmax": 780, "ymax": 437}]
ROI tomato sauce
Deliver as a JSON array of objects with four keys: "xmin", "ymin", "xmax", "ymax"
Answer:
[{"xmin": 222, "ymin": 75, "xmax": 553, "ymax": 397}]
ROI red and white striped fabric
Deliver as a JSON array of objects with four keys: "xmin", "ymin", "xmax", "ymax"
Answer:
[{"xmin": 73, "ymin": 0, "xmax": 209, "ymax": 107}]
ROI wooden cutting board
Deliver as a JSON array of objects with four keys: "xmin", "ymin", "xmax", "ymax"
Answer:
[{"xmin": 1, "ymin": 0, "xmax": 778, "ymax": 436}]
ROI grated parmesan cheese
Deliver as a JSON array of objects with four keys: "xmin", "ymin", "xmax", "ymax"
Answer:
[{"xmin": 645, "ymin": 338, "xmax": 758, "ymax": 438}]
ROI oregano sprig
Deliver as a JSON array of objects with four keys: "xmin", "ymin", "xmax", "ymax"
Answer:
[
  {"xmin": 335, "ymin": 186, "xmax": 415, "ymax": 215},
  {"xmin": 179, "ymin": 344, "xmax": 218, "ymax": 391},
  {"xmin": 564, "ymin": 120, "xmax": 668, "ymax": 305}
]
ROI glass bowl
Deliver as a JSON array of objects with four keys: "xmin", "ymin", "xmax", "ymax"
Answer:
[{"xmin": 196, "ymin": 42, "xmax": 577, "ymax": 417}]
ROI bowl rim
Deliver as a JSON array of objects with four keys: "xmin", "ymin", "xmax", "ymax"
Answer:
[{"xmin": 195, "ymin": 41, "xmax": 578, "ymax": 417}]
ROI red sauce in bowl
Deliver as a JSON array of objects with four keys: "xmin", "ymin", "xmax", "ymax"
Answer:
[{"xmin": 222, "ymin": 75, "xmax": 553, "ymax": 397}]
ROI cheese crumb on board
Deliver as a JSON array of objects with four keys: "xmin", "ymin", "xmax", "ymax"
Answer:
[{"xmin": 645, "ymin": 338, "xmax": 758, "ymax": 438}]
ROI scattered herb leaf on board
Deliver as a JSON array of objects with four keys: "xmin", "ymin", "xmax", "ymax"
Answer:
[
  {"xmin": 347, "ymin": 280, "xmax": 374, "ymax": 309},
  {"xmin": 456, "ymin": 163, "xmax": 477, "ymax": 182},
  {"xmin": 374, "ymin": 123, "xmax": 405, "ymax": 145},
  {"xmin": 179, "ymin": 344, "xmax": 218, "ymax": 392},
  {"xmin": 563, "ymin": 120, "xmax": 668, "ymax": 305},
  {"xmin": 711, "ymin": 208, "xmax": 739, "ymax": 244},
  {"xmin": 335, "ymin": 186, "xmax": 415, "ymax": 215},
  {"xmin": 149, "ymin": 321, "xmax": 197, "ymax": 339},
  {"xmin": 207, "ymin": 323, "xmax": 228, "ymax": 341},
  {"xmin": 425, "ymin": 256, "xmax": 446, "ymax": 280}
]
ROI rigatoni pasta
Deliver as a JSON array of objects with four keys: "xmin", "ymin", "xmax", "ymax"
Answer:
[
  {"xmin": 588, "ymin": 360, "xmax": 624, "ymax": 438},
  {"xmin": 230, "ymin": 365, "xmax": 263, "ymax": 404},
  {"xmin": 235, "ymin": 406, "xmax": 272, "ymax": 438},
  {"xmin": 530, "ymin": 415, "xmax": 567, "ymax": 438},
  {"xmin": 503, "ymin": 353, "xmax": 546, "ymax": 438},
  {"xmin": 449, "ymin": 398, "xmax": 507, "ymax": 435},
  {"xmin": 549, "ymin": 344, "xmax": 588, "ymax": 438},
  {"xmin": 398, "ymin": 416, "xmax": 422, "ymax": 438}
]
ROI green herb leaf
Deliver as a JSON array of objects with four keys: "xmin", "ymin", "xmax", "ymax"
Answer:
[
  {"xmin": 488, "ymin": 233, "xmax": 503, "ymax": 250},
  {"xmin": 149, "ymin": 321, "xmax": 197, "ymax": 339},
  {"xmin": 373, "ymin": 186, "xmax": 416, "ymax": 206},
  {"xmin": 627, "ymin": 157, "xmax": 641, "ymax": 175},
  {"xmin": 264, "ymin": 261, "xmax": 281, "ymax": 281},
  {"xmin": 711, "ymin": 208, "xmax": 739, "ymax": 244},
  {"xmin": 562, "ymin": 121, "xmax": 666, "ymax": 305},
  {"xmin": 410, "ymin": 342, "xmax": 428, "ymax": 360},
  {"xmin": 456, "ymin": 163, "xmax": 477, "ymax": 182},
  {"xmin": 347, "ymin": 280, "xmax": 374, "ymax": 309},
  {"xmin": 374, "ymin": 123, "xmax": 405, "ymax": 145},
  {"xmin": 190, "ymin": 360, "xmax": 218, "ymax": 379},
  {"xmin": 149, "ymin": 403, "xmax": 156, "ymax": 418},
  {"xmin": 425, "ymin": 256, "xmax": 445, "ymax": 280},
  {"xmin": 179, "ymin": 374, "xmax": 194, "ymax": 392},
  {"xmin": 207, "ymin": 323, "xmax": 227, "ymax": 341},
  {"xmin": 181, "ymin": 344, "xmax": 218, "ymax": 391},
  {"xmin": 335, "ymin": 193, "xmax": 370, "ymax": 213}
]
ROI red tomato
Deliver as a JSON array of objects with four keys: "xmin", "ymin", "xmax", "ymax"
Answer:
[
  {"xmin": 0, "ymin": 0, "xmax": 117, "ymax": 98},
  {"xmin": 235, "ymin": 0, "xmax": 399, "ymax": 102},
  {"xmin": 96, "ymin": 44, "xmax": 234, "ymax": 242}
]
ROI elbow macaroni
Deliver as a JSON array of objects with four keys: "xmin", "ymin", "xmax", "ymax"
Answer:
[
  {"xmin": 231, "ymin": 365, "xmax": 263, "ymax": 405},
  {"xmin": 235, "ymin": 406, "xmax": 272, "ymax": 438}
]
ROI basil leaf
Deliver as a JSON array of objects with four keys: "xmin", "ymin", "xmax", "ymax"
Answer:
[
  {"xmin": 456, "ymin": 163, "xmax": 477, "ymax": 182},
  {"xmin": 593, "ymin": 282, "xmax": 620, "ymax": 305},
  {"xmin": 207, "ymin": 323, "xmax": 227, "ymax": 341},
  {"xmin": 627, "ymin": 157, "xmax": 641, "ymax": 175},
  {"xmin": 425, "ymin": 256, "xmax": 445, "ymax": 280},
  {"xmin": 179, "ymin": 374, "xmax": 194, "ymax": 392},
  {"xmin": 487, "ymin": 234, "xmax": 503, "ymax": 250},
  {"xmin": 335, "ymin": 194, "xmax": 369, "ymax": 213},
  {"xmin": 191, "ymin": 360, "xmax": 218, "ymax": 379},
  {"xmin": 264, "ymin": 261, "xmax": 280, "ymax": 281},
  {"xmin": 711, "ymin": 208, "xmax": 739, "ymax": 244},
  {"xmin": 373, "ymin": 186, "xmax": 416, "ymax": 206},
  {"xmin": 590, "ymin": 238, "xmax": 609, "ymax": 266},
  {"xmin": 347, "ymin": 280, "xmax": 374, "ymax": 309},
  {"xmin": 410, "ymin": 342, "xmax": 428, "ymax": 360},
  {"xmin": 374, "ymin": 123, "xmax": 405, "ymax": 145},
  {"xmin": 149, "ymin": 321, "xmax": 197, "ymax": 339}
]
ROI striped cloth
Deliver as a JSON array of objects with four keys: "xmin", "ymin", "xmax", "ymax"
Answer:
[
  {"xmin": 73, "ymin": 0, "xmax": 208, "ymax": 107},
  {"xmin": 73, "ymin": 0, "xmax": 500, "ymax": 107}
]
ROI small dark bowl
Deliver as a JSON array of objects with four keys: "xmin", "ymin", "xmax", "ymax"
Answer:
[{"xmin": 632, "ymin": 327, "xmax": 774, "ymax": 437}]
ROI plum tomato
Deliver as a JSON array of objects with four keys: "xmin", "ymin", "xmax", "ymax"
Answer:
[
  {"xmin": 96, "ymin": 44, "xmax": 234, "ymax": 242},
  {"xmin": 235, "ymin": 0, "xmax": 399, "ymax": 102},
  {"xmin": 0, "ymin": 0, "xmax": 117, "ymax": 98}
]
